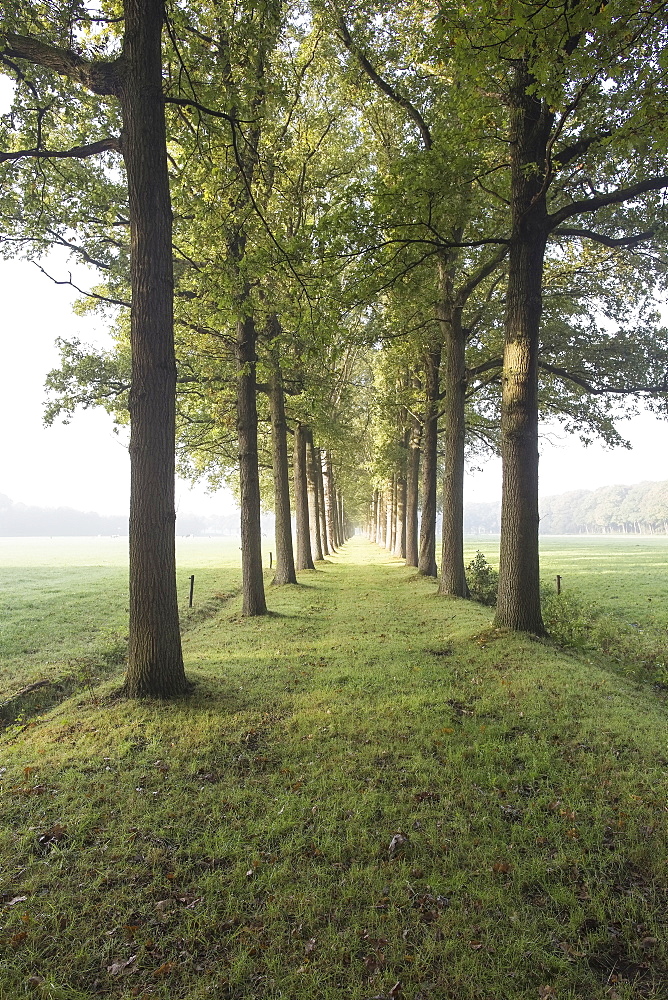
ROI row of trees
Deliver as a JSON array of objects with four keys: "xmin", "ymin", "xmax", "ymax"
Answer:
[
  {"xmin": 539, "ymin": 481, "xmax": 668, "ymax": 536},
  {"xmin": 2, "ymin": 0, "xmax": 668, "ymax": 696},
  {"xmin": 464, "ymin": 481, "xmax": 668, "ymax": 535}
]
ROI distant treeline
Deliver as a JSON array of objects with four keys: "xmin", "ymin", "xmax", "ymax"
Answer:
[
  {"xmin": 3, "ymin": 482, "xmax": 668, "ymax": 537},
  {"xmin": 464, "ymin": 481, "xmax": 668, "ymax": 535},
  {"xmin": 0, "ymin": 493, "xmax": 259, "ymax": 537}
]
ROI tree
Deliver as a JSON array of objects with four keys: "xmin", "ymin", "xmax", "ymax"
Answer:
[{"xmin": 1, "ymin": 0, "xmax": 189, "ymax": 696}]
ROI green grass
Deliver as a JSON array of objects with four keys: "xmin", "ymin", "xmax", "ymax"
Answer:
[
  {"xmin": 0, "ymin": 537, "xmax": 272, "ymax": 701},
  {"xmin": 463, "ymin": 534, "xmax": 668, "ymax": 628},
  {"xmin": 1, "ymin": 538, "xmax": 668, "ymax": 999}
]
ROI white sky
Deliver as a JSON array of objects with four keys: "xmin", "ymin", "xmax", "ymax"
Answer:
[
  {"xmin": 0, "ymin": 254, "xmax": 237, "ymax": 516},
  {"xmin": 0, "ymin": 77, "xmax": 665, "ymax": 518}
]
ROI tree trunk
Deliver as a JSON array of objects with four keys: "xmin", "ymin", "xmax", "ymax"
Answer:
[
  {"xmin": 322, "ymin": 451, "xmax": 337, "ymax": 551},
  {"xmin": 378, "ymin": 489, "xmax": 387, "ymax": 547},
  {"xmin": 371, "ymin": 488, "xmax": 379, "ymax": 543},
  {"xmin": 405, "ymin": 417, "xmax": 420, "ymax": 566},
  {"xmin": 495, "ymin": 62, "xmax": 552, "ymax": 635},
  {"xmin": 305, "ymin": 427, "xmax": 323, "ymax": 561},
  {"xmin": 394, "ymin": 472, "xmax": 407, "ymax": 558},
  {"xmin": 122, "ymin": 0, "xmax": 188, "ymax": 698},
  {"xmin": 418, "ymin": 347, "xmax": 441, "ymax": 577},
  {"xmin": 315, "ymin": 448, "xmax": 330, "ymax": 556},
  {"xmin": 334, "ymin": 484, "xmax": 342, "ymax": 546},
  {"xmin": 237, "ymin": 316, "xmax": 267, "ymax": 615},
  {"xmin": 294, "ymin": 422, "xmax": 314, "ymax": 570},
  {"xmin": 388, "ymin": 476, "xmax": 396, "ymax": 551},
  {"xmin": 438, "ymin": 288, "xmax": 468, "ymax": 597},
  {"xmin": 268, "ymin": 351, "xmax": 296, "ymax": 585}
]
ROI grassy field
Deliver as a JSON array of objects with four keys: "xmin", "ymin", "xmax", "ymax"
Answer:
[
  {"xmin": 463, "ymin": 535, "xmax": 668, "ymax": 627},
  {"xmin": 0, "ymin": 537, "xmax": 276, "ymax": 701},
  {"xmin": 1, "ymin": 537, "xmax": 668, "ymax": 999}
]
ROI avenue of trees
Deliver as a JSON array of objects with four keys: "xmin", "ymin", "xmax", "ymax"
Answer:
[{"xmin": 2, "ymin": 0, "xmax": 668, "ymax": 695}]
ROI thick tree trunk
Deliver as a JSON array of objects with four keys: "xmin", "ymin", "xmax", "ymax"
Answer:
[
  {"xmin": 388, "ymin": 476, "xmax": 396, "ymax": 551},
  {"xmin": 315, "ymin": 448, "xmax": 329, "ymax": 556},
  {"xmin": 394, "ymin": 472, "xmax": 407, "ymax": 558},
  {"xmin": 237, "ymin": 316, "xmax": 267, "ymax": 615},
  {"xmin": 418, "ymin": 347, "xmax": 441, "ymax": 577},
  {"xmin": 439, "ymin": 293, "xmax": 468, "ymax": 597},
  {"xmin": 322, "ymin": 451, "xmax": 337, "ymax": 551},
  {"xmin": 405, "ymin": 417, "xmax": 421, "ymax": 566},
  {"xmin": 334, "ymin": 484, "xmax": 342, "ymax": 547},
  {"xmin": 122, "ymin": 0, "xmax": 188, "ymax": 697},
  {"xmin": 294, "ymin": 422, "xmax": 314, "ymax": 571},
  {"xmin": 305, "ymin": 427, "xmax": 323, "ymax": 561},
  {"xmin": 378, "ymin": 489, "xmax": 387, "ymax": 547},
  {"xmin": 268, "ymin": 353, "xmax": 296, "ymax": 585},
  {"xmin": 495, "ymin": 62, "xmax": 551, "ymax": 635},
  {"xmin": 371, "ymin": 488, "xmax": 379, "ymax": 543}
]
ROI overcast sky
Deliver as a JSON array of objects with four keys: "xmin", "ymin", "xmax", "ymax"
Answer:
[{"xmin": 1, "ymin": 78, "xmax": 665, "ymax": 518}]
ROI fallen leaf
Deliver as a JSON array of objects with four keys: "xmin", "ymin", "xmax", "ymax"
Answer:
[
  {"xmin": 107, "ymin": 954, "xmax": 137, "ymax": 976},
  {"xmin": 388, "ymin": 832, "xmax": 408, "ymax": 858},
  {"xmin": 9, "ymin": 931, "xmax": 27, "ymax": 947},
  {"xmin": 5, "ymin": 895, "xmax": 27, "ymax": 906},
  {"xmin": 305, "ymin": 937, "xmax": 316, "ymax": 954},
  {"xmin": 492, "ymin": 861, "xmax": 513, "ymax": 874},
  {"xmin": 153, "ymin": 961, "xmax": 175, "ymax": 976}
]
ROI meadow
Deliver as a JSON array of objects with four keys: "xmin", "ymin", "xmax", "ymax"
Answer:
[
  {"xmin": 1, "ymin": 536, "xmax": 667, "ymax": 999},
  {"xmin": 464, "ymin": 535, "xmax": 668, "ymax": 627}
]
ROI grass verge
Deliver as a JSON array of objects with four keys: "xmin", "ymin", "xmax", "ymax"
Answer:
[{"xmin": 1, "ymin": 538, "xmax": 667, "ymax": 1000}]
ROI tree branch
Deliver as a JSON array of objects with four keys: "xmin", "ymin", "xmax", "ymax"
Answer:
[
  {"xmin": 3, "ymin": 33, "xmax": 123, "ymax": 97},
  {"xmin": 467, "ymin": 358, "xmax": 502, "ymax": 378},
  {"xmin": 456, "ymin": 245, "xmax": 509, "ymax": 305},
  {"xmin": 552, "ymin": 130, "xmax": 614, "ymax": 167},
  {"xmin": 164, "ymin": 95, "xmax": 247, "ymax": 125},
  {"xmin": 33, "ymin": 262, "xmax": 130, "ymax": 307},
  {"xmin": 336, "ymin": 16, "xmax": 432, "ymax": 151},
  {"xmin": 553, "ymin": 226, "xmax": 655, "ymax": 249},
  {"xmin": 0, "ymin": 137, "xmax": 120, "ymax": 163},
  {"xmin": 539, "ymin": 361, "xmax": 668, "ymax": 395},
  {"xmin": 549, "ymin": 175, "xmax": 668, "ymax": 228}
]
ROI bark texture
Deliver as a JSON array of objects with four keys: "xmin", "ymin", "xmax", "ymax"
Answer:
[
  {"xmin": 394, "ymin": 473, "xmax": 407, "ymax": 559},
  {"xmin": 237, "ymin": 316, "xmax": 267, "ymax": 615},
  {"xmin": 294, "ymin": 423, "xmax": 315, "ymax": 570},
  {"xmin": 305, "ymin": 427, "xmax": 324, "ymax": 561},
  {"xmin": 268, "ymin": 354, "xmax": 296, "ymax": 585},
  {"xmin": 315, "ymin": 448, "xmax": 329, "ymax": 556},
  {"xmin": 122, "ymin": 0, "xmax": 188, "ymax": 697},
  {"xmin": 495, "ymin": 62, "xmax": 551, "ymax": 634},
  {"xmin": 438, "ymin": 287, "xmax": 468, "ymax": 597},
  {"xmin": 322, "ymin": 451, "xmax": 337, "ymax": 552},
  {"xmin": 405, "ymin": 417, "xmax": 421, "ymax": 566},
  {"xmin": 387, "ymin": 477, "xmax": 396, "ymax": 551},
  {"xmin": 418, "ymin": 348, "xmax": 441, "ymax": 577}
]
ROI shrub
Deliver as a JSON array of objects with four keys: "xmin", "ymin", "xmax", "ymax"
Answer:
[{"xmin": 465, "ymin": 551, "xmax": 499, "ymax": 605}]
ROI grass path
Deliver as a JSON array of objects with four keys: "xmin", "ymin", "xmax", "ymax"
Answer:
[{"xmin": 1, "ymin": 540, "xmax": 668, "ymax": 1000}]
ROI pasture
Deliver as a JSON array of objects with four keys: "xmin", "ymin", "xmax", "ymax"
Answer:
[
  {"xmin": 464, "ymin": 534, "xmax": 668, "ymax": 627},
  {"xmin": 0, "ymin": 536, "xmax": 272, "ymax": 700},
  {"xmin": 2, "ymin": 534, "xmax": 668, "ymax": 703},
  {"xmin": 0, "ymin": 538, "xmax": 668, "ymax": 1000},
  {"xmin": 1, "ymin": 537, "xmax": 668, "ymax": 999}
]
